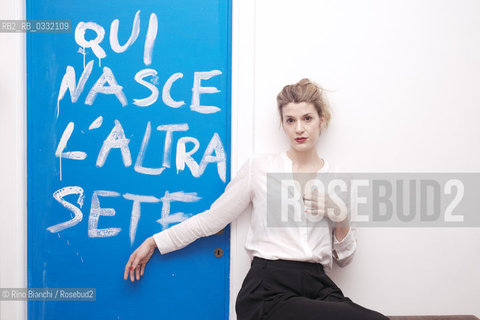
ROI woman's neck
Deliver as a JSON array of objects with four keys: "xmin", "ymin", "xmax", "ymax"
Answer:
[{"xmin": 286, "ymin": 148, "xmax": 322, "ymax": 167}]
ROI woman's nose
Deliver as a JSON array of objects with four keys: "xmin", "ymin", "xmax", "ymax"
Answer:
[{"xmin": 295, "ymin": 122, "xmax": 304, "ymax": 133}]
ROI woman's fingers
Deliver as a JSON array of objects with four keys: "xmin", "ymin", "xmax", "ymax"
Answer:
[
  {"xmin": 124, "ymin": 254, "xmax": 135, "ymax": 280},
  {"xmin": 130, "ymin": 266, "xmax": 137, "ymax": 282},
  {"xmin": 123, "ymin": 262, "xmax": 130, "ymax": 281},
  {"xmin": 130, "ymin": 266, "xmax": 135, "ymax": 282},
  {"xmin": 304, "ymin": 199, "xmax": 322, "ymax": 210},
  {"xmin": 136, "ymin": 265, "xmax": 140, "ymax": 280},
  {"xmin": 303, "ymin": 192, "xmax": 325, "ymax": 202},
  {"xmin": 130, "ymin": 256, "xmax": 140, "ymax": 282},
  {"xmin": 305, "ymin": 208, "xmax": 325, "ymax": 216},
  {"xmin": 141, "ymin": 264, "xmax": 146, "ymax": 277}
]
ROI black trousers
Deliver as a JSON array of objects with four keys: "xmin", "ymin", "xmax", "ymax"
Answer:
[{"xmin": 235, "ymin": 256, "xmax": 390, "ymax": 320}]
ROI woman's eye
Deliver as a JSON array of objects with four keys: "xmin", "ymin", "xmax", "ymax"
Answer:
[
  {"xmin": 286, "ymin": 118, "xmax": 293, "ymax": 123},
  {"xmin": 305, "ymin": 116, "xmax": 312, "ymax": 121}
]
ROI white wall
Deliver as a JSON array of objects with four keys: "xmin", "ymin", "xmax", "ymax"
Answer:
[
  {"xmin": 0, "ymin": 0, "xmax": 27, "ymax": 318},
  {"xmin": 2, "ymin": 0, "xmax": 480, "ymax": 319}
]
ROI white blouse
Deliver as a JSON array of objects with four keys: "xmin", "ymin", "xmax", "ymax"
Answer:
[{"xmin": 153, "ymin": 151, "xmax": 357, "ymax": 272}]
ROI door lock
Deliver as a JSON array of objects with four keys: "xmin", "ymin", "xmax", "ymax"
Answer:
[{"xmin": 214, "ymin": 248, "xmax": 223, "ymax": 258}]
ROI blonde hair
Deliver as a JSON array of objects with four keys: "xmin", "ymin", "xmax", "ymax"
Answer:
[{"xmin": 276, "ymin": 78, "xmax": 332, "ymax": 130}]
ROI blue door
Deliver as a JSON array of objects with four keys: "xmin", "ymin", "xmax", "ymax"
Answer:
[{"xmin": 27, "ymin": 1, "xmax": 232, "ymax": 318}]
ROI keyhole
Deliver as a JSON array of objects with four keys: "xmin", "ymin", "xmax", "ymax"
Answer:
[{"xmin": 214, "ymin": 248, "xmax": 223, "ymax": 258}]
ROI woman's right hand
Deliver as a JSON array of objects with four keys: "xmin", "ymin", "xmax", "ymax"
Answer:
[
  {"xmin": 124, "ymin": 236, "xmax": 157, "ymax": 282},
  {"xmin": 303, "ymin": 188, "xmax": 348, "ymax": 223}
]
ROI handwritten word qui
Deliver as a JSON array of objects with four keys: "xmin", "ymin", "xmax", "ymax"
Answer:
[{"xmin": 57, "ymin": 10, "xmax": 223, "ymax": 117}]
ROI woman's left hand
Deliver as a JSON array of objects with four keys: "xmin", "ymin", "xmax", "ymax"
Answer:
[
  {"xmin": 303, "ymin": 188, "xmax": 348, "ymax": 222},
  {"xmin": 124, "ymin": 236, "xmax": 157, "ymax": 282}
]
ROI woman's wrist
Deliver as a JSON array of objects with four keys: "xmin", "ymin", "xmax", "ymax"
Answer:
[
  {"xmin": 333, "ymin": 219, "xmax": 350, "ymax": 242},
  {"xmin": 148, "ymin": 236, "xmax": 157, "ymax": 249}
]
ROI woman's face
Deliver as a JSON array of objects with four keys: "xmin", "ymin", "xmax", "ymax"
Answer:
[{"xmin": 281, "ymin": 102, "xmax": 324, "ymax": 152}]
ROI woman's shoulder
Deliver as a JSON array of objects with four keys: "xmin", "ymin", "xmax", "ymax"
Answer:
[
  {"xmin": 246, "ymin": 151, "xmax": 285, "ymax": 173},
  {"xmin": 250, "ymin": 152, "xmax": 282, "ymax": 164},
  {"xmin": 249, "ymin": 151, "xmax": 281, "ymax": 161}
]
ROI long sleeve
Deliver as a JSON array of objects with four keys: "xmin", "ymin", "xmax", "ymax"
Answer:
[
  {"xmin": 153, "ymin": 156, "xmax": 253, "ymax": 254},
  {"xmin": 331, "ymin": 174, "xmax": 357, "ymax": 267},
  {"xmin": 332, "ymin": 226, "xmax": 357, "ymax": 267}
]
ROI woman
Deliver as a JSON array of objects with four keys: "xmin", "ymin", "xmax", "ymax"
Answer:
[{"xmin": 124, "ymin": 78, "xmax": 389, "ymax": 320}]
